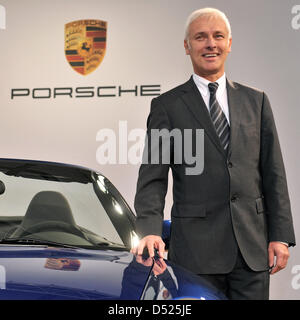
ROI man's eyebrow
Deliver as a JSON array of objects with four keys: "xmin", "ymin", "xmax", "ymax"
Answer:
[
  {"xmin": 193, "ymin": 31, "xmax": 206, "ymax": 37},
  {"xmin": 193, "ymin": 30, "xmax": 226, "ymax": 37}
]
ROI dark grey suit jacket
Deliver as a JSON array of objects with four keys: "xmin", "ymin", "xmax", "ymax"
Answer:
[{"xmin": 134, "ymin": 77, "xmax": 296, "ymax": 274}]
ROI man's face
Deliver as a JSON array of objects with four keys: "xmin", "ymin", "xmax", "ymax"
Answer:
[{"xmin": 184, "ymin": 15, "xmax": 232, "ymax": 80}]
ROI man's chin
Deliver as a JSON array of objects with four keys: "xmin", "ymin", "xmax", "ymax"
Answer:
[{"xmin": 195, "ymin": 67, "xmax": 223, "ymax": 79}]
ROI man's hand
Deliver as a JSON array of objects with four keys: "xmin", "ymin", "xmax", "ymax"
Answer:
[
  {"xmin": 268, "ymin": 241, "xmax": 290, "ymax": 275},
  {"xmin": 135, "ymin": 255, "xmax": 167, "ymax": 276},
  {"xmin": 152, "ymin": 258, "xmax": 167, "ymax": 276},
  {"xmin": 135, "ymin": 255, "xmax": 153, "ymax": 267},
  {"xmin": 131, "ymin": 235, "xmax": 165, "ymax": 258}
]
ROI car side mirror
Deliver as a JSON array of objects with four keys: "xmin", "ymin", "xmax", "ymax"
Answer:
[{"xmin": 162, "ymin": 220, "xmax": 171, "ymax": 250}]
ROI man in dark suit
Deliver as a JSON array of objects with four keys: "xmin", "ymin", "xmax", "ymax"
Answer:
[{"xmin": 131, "ymin": 8, "xmax": 296, "ymax": 299}]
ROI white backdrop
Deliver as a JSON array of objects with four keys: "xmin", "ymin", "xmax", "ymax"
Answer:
[{"xmin": 0, "ymin": 0, "xmax": 299, "ymax": 299}]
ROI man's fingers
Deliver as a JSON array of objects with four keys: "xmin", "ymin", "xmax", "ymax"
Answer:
[
  {"xmin": 132, "ymin": 235, "xmax": 165, "ymax": 258},
  {"xmin": 270, "ymin": 265, "xmax": 279, "ymax": 275},
  {"xmin": 268, "ymin": 247, "xmax": 274, "ymax": 269},
  {"xmin": 268, "ymin": 242, "xmax": 290, "ymax": 275},
  {"xmin": 270, "ymin": 257, "xmax": 286, "ymax": 275},
  {"xmin": 147, "ymin": 240, "xmax": 156, "ymax": 257},
  {"xmin": 137, "ymin": 239, "xmax": 146, "ymax": 255},
  {"xmin": 157, "ymin": 241, "xmax": 165, "ymax": 258},
  {"xmin": 271, "ymin": 253, "xmax": 288, "ymax": 274}
]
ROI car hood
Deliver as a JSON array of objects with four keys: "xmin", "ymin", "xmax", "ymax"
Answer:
[
  {"xmin": 0, "ymin": 245, "xmax": 151, "ymax": 300},
  {"xmin": 0, "ymin": 245, "xmax": 227, "ymax": 300}
]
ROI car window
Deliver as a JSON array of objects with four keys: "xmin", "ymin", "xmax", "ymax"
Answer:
[{"xmin": 0, "ymin": 163, "xmax": 136, "ymax": 250}]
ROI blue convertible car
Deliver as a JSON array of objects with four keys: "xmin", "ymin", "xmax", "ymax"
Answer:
[{"xmin": 0, "ymin": 158, "xmax": 226, "ymax": 300}]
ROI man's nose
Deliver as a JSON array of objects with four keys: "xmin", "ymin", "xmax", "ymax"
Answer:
[{"xmin": 206, "ymin": 36, "xmax": 216, "ymax": 49}]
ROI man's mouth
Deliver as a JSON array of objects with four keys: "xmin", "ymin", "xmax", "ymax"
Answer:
[{"xmin": 202, "ymin": 53, "xmax": 220, "ymax": 58}]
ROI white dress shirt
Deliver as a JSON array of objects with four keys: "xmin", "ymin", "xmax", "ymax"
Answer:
[{"xmin": 192, "ymin": 73, "xmax": 230, "ymax": 125}]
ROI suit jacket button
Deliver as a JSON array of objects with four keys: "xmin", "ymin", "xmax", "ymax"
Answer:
[{"xmin": 228, "ymin": 162, "xmax": 233, "ymax": 168}]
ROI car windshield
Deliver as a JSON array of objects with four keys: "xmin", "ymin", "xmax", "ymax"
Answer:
[{"xmin": 0, "ymin": 160, "xmax": 137, "ymax": 250}]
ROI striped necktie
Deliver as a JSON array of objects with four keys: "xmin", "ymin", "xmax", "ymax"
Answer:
[{"xmin": 208, "ymin": 82, "xmax": 230, "ymax": 152}]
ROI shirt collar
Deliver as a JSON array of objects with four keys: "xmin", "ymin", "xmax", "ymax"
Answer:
[{"xmin": 192, "ymin": 73, "xmax": 227, "ymax": 97}]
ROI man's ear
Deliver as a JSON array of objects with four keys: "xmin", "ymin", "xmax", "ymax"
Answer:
[
  {"xmin": 184, "ymin": 39, "xmax": 190, "ymax": 55},
  {"xmin": 228, "ymin": 37, "xmax": 232, "ymax": 53}
]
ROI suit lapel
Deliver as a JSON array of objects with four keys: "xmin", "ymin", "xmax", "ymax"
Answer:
[
  {"xmin": 180, "ymin": 77, "xmax": 226, "ymax": 157},
  {"xmin": 226, "ymin": 79, "xmax": 242, "ymax": 159}
]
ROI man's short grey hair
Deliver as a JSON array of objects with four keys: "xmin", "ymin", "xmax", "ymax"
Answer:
[{"xmin": 184, "ymin": 8, "xmax": 232, "ymax": 40}]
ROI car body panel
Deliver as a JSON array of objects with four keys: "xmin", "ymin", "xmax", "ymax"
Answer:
[
  {"xmin": 0, "ymin": 245, "xmax": 226, "ymax": 300},
  {"xmin": 0, "ymin": 158, "xmax": 226, "ymax": 300},
  {"xmin": 0, "ymin": 245, "xmax": 148, "ymax": 300}
]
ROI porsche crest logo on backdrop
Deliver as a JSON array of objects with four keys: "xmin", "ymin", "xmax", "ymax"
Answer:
[
  {"xmin": 10, "ymin": 18, "xmax": 161, "ymax": 99},
  {"xmin": 65, "ymin": 19, "xmax": 107, "ymax": 75}
]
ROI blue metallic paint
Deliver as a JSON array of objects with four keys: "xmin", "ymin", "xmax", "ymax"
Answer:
[
  {"xmin": 0, "ymin": 245, "xmax": 226, "ymax": 300},
  {"xmin": 0, "ymin": 245, "xmax": 147, "ymax": 300}
]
